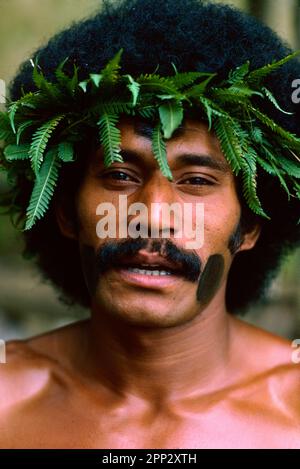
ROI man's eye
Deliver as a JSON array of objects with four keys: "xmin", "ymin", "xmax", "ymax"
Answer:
[
  {"xmin": 179, "ymin": 177, "xmax": 214, "ymax": 186},
  {"xmin": 103, "ymin": 171, "xmax": 134, "ymax": 181}
]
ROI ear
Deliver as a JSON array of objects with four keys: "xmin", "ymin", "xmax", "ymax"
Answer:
[
  {"xmin": 55, "ymin": 198, "xmax": 78, "ymax": 241},
  {"xmin": 237, "ymin": 223, "xmax": 261, "ymax": 253}
]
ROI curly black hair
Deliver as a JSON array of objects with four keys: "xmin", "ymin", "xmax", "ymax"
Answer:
[{"xmin": 8, "ymin": 0, "xmax": 300, "ymax": 314}]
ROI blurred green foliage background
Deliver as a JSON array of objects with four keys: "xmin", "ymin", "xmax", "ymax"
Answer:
[{"xmin": 0, "ymin": 0, "xmax": 299, "ymax": 340}]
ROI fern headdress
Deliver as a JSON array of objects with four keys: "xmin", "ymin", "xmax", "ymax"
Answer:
[{"xmin": 0, "ymin": 48, "xmax": 300, "ymax": 230}]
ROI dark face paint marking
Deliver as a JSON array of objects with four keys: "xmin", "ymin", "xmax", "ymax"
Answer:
[{"xmin": 196, "ymin": 254, "xmax": 225, "ymax": 306}]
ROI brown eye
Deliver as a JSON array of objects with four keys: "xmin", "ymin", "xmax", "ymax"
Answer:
[
  {"xmin": 103, "ymin": 171, "xmax": 137, "ymax": 182},
  {"xmin": 180, "ymin": 177, "xmax": 214, "ymax": 186},
  {"xmin": 109, "ymin": 171, "xmax": 131, "ymax": 181}
]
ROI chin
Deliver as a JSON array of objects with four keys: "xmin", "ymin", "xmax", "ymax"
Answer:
[{"xmin": 94, "ymin": 293, "xmax": 198, "ymax": 328}]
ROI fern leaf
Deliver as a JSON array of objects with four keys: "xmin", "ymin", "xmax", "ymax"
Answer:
[
  {"xmin": 137, "ymin": 107, "xmax": 156, "ymax": 119},
  {"xmin": 124, "ymin": 74, "xmax": 140, "ymax": 106},
  {"xmin": 97, "ymin": 112, "xmax": 123, "ymax": 166},
  {"xmin": 0, "ymin": 112, "xmax": 14, "ymax": 140},
  {"xmin": 58, "ymin": 142, "xmax": 74, "ymax": 162},
  {"xmin": 8, "ymin": 102, "xmax": 19, "ymax": 134},
  {"xmin": 32, "ymin": 64, "xmax": 61, "ymax": 99},
  {"xmin": 250, "ymin": 106, "xmax": 300, "ymax": 152},
  {"xmin": 262, "ymin": 87, "xmax": 293, "ymax": 115},
  {"xmin": 137, "ymin": 74, "xmax": 181, "ymax": 97},
  {"xmin": 158, "ymin": 100, "xmax": 183, "ymax": 139},
  {"xmin": 241, "ymin": 156, "xmax": 269, "ymax": 218},
  {"xmin": 4, "ymin": 144, "xmax": 31, "ymax": 161},
  {"xmin": 151, "ymin": 124, "xmax": 173, "ymax": 180},
  {"xmin": 171, "ymin": 71, "xmax": 214, "ymax": 90},
  {"xmin": 25, "ymin": 148, "xmax": 61, "ymax": 230},
  {"xmin": 198, "ymin": 96, "xmax": 228, "ymax": 130},
  {"xmin": 276, "ymin": 154, "xmax": 300, "ymax": 178},
  {"xmin": 213, "ymin": 117, "xmax": 244, "ymax": 174},
  {"xmin": 69, "ymin": 64, "xmax": 79, "ymax": 92},
  {"xmin": 100, "ymin": 48, "xmax": 124, "ymax": 83},
  {"xmin": 250, "ymin": 127, "xmax": 263, "ymax": 144},
  {"xmin": 227, "ymin": 61, "xmax": 250, "ymax": 85},
  {"xmin": 256, "ymin": 156, "xmax": 277, "ymax": 176},
  {"xmin": 260, "ymin": 144, "xmax": 291, "ymax": 196},
  {"xmin": 185, "ymin": 73, "xmax": 217, "ymax": 97},
  {"xmin": 246, "ymin": 50, "xmax": 300, "ymax": 87},
  {"xmin": 16, "ymin": 120, "xmax": 35, "ymax": 145},
  {"xmin": 79, "ymin": 80, "xmax": 88, "ymax": 93},
  {"xmin": 91, "ymin": 100, "xmax": 133, "ymax": 117},
  {"xmin": 29, "ymin": 115, "xmax": 64, "ymax": 175},
  {"xmin": 90, "ymin": 74, "xmax": 103, "ymax": 87}
]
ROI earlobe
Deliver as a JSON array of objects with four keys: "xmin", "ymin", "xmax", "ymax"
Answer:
[
  {"xmin": 238, "ymin": 223, "xmax": 261, "ymax": 252},
  {"xmin": 55, "ymin": 199, "xmax": 78, "ymax": 240}
]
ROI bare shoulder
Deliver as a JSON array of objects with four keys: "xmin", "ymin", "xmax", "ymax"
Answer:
[
  {"xmin": 230, "ymin": 316, "xmax": 300, "ymax": 420},
  {"xmin": 0, "ymin": 320, "xmax": 88, "ymax": 413}
]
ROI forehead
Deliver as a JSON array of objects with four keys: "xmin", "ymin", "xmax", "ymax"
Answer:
[{"xmin": 92, "ymin": 115, "xmax": 231, "ymax": 172}]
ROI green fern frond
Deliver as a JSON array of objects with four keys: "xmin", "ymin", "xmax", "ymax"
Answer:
[
  {"xmin": 4, "ymin": 144, "xmax": 31, "ymax": 161},
  {"xmin": 55, "ymin": 57, "xmax": 70, "ymax": 86},
  {"xmin": 171, "ymin": 71, "xmax": 214, "ymax": 90},
  {"xmin": 8, "ymin": 102, "xmax": 19, "ymax": 134},
  {"xmin": 16, "ymin": 120, "xmax": 35, "ymax": 145},
  {"xmin": 151, "ymin": 124, "xmax": 173, "ymax": 180},
  {"xmin": 241, "ymin": 154, "xmax": 269, "ymax": 218},
  {"xmin": 213, "ymin": 117, "xmax": 244, "ymax": 174},
  {"xmin": 100, "ymin": 48, "xmax": 124, "ymax": 83},
  {"xmin": 257, "ymin": 155, "xmax": 277, "ymax": 176},
  {"xmin": 124, "ymin": 74, "xmax": 140, "ymax": 106},
  {"xmin": 137, "ymin": 107, "xmax": 156, "ymax": 119},
  {"xmin": 227, "ymin": 61, "xmax": 250, "ymax": 85},
  {"xmin": 29, "ymin": 115, "xmax": 65, "ymax": 175},
  {"xmin": 260, "ymin": 144, "xmax": 291, "ymax": 196},
  {"xmin": 90, "ymin": 74, "xmax": 103, "ymax": 88},
  {"xmin": 91, "ymin": 100, "xmax": 133, "ymax": 117},
  {"xmin": 246, "ymin": 50, "xmax": 300, "ymax": 87},
  {"xmin": 198, "ymin": 96, "xmax": 228, "ymax": 130},
  {"xmin": 58, "ymin": 142, "xmax": 74, "ymax": 162},
  {"xmin": 262, "ymin": 87, "xmax": 293, "ymax": 115},
  {"xmin": 250, "ymin": 106, "xmax": 300, "ymax": 151},
  {"xmin": 97, "ymin": 112, "xmax": 123, "ymax": 166},
  {"xmin": 276, "ymin": 154, "xmax": 300, "ymax": 178},
  {"xmin": 79, "ymin": 80, "xmax": 88, "ymax": 93},
  {"xmin": 25, "ymin": 147, "xmax": 61, "ymax": 230},
  {"xmin": 250, "ymin": 126, "xmax": 263, "ymax": 144},
  {"xmin": 137, "ymin": 74, "xmax": 181, "ymax": 97},
  {"xmin": 0, "ymin": 112, "xmax": 14, "ymax": 140},
  {"xmin": 184, "ymin": 74, "xmax": 216, "ymax": 97},
  {"xmin": 158, "ymin": 100, "xmax": 183, "ymax": 139},
  {"xmin": 32, "ymin": 64, "xmax": 61, "ymax": 99}
]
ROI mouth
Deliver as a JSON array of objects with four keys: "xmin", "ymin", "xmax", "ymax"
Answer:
[{"xmin": 111, "ymin": 253, "xmax": 186, "ymax": 288}]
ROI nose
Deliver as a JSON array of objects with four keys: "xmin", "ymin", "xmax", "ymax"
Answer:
[{"xmin": 130, "ymin": 172, "xmax": 180, "ymax": 238}]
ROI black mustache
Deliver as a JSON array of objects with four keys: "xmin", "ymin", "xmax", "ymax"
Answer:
[{"xmin": 95, "ymin": 238, "xmax": 201, "ymax": 282}]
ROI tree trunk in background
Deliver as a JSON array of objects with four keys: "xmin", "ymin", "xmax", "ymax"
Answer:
[{"xmin": 249, "ymin": 0, "xmax": 298, "ymax": 47}]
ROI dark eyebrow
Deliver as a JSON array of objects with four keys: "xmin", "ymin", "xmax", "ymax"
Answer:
[
  {"xmin": 115, "ymin": 149, "xmax": 229, "ymax": 174},
  {"xmin": 118, "ymin": 149, "xmax": 148, "ymax": 168},
  {"xmin": 174, "ymin": 154, "xmax": 230, "ymax": 173}
]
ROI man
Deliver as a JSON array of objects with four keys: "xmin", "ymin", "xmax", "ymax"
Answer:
[{"xmin": 0, "ymin": 0, "xmax": 299, "ymax": 449}]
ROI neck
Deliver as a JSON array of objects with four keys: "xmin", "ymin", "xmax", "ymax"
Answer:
[{"xmin": 81, "ymin": 295, "xmax": 233, "ymax": 406}]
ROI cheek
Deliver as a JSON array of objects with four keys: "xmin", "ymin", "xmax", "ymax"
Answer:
[
  {"xmin": 201, "ymin": 192, "xmax": 241, "ymax": 252},
  {"xmin": 76, "ymin": 181, "xmax": 103, "ymax": 244}
]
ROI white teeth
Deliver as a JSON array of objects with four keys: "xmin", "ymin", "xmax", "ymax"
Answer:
[{"xmin": 126, "ymin": 267, "xmax": 172, "ymax": 276}]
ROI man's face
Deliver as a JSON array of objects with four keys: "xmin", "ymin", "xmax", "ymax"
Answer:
[{"xmin": 60, "ymin": 116, "xmax": 258, "ymax": 327}]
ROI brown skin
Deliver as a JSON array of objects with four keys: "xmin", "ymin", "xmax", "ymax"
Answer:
[{"xmin": 0, "ymin": 118, "xmax": 299, "ymax": 449}]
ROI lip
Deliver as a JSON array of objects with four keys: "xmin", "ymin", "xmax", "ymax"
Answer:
[
  {"xmin": 113, "ymin": 266, "xmax": 184, "ymax": 289},
  {"xmin": 117, "ymin": 251, "xmax": 183, "ymax": 274}
]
